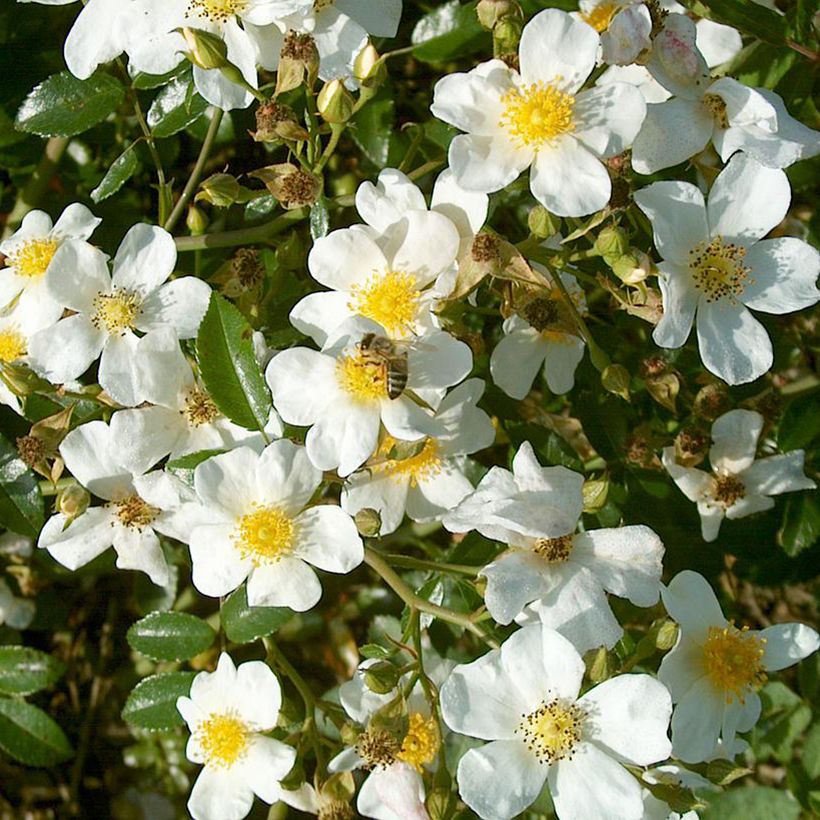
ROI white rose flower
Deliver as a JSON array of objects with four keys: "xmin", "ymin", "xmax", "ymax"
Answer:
[
  {"xmin": 489, "ymin": 269, "xmax": 587, "ymax": 399},
  {"xmin": 266, "ymin": 319, "xmax": 472, "ymax": 476},
  {"xmin": 37, "ymin": 420, "xmax": 210, "ymax": 585},
  {"xmin": 0, "ymin": 203, "xmax": 100, "ymax": 324},
  {"xmin": 443, "ymin": 441, "xmax": 664, "ymax": 652},
  {"xmin": 176, "ymin": 653, "xmax": 297, "ymax": 820},
  {"xmin": 341, "ymin": 378, "xmax": 495, "ymax": 535},
  {"xmin": 430, "ymin": 8, "xmax": 646, "ymax": 217},
  {"xmin": 27, "ymin": 223, "xmax": 211, "ymax": 406},
  {"xmin": 291, "ymin": 208, "xmax": 461, "ymax": 345},
  {"xmin": 659, "ymin": 570, "xmax": 819, "ymax": 763},
  {"xmin": 186, "ymin": 439, "xmax": 363, "ymax": 609},
  {"xmin": 634, "ymin": 153, "xmax": 820, "ymax": 385},
  {"xmin": 440, "ymin": 625, "xmax": 673, "ymax": 820},
  {"xmin": 662, "ymin": 409, "xmax": 815, "ymax": 541}
]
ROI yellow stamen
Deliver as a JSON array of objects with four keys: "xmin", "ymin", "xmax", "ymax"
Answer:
[
  {"xmin": 234, "ymin": 504, "xmax": 295, "ymax": 565},
  {"xmin": 580, "ymin": 2, "xmax": 620, "ymax": 32},
  {"xmin": 336, "ymin": 349, "xmax": 388, "ymax": 402},
  {"xmin": 373, "ymin": 436, "xmax": 442, "ymax": 487},
  {"xmin": 91, "ymin": 289, "xmax": 141, "ymax": 335},
  {"xmin": 11, "ymin": 238, "xmax": 59, "ymax": 278},
  {"xmin": 187, "ymin": 0, "xmax": 247, "ymax": 22},
  {"xmin": 500, "ymin": 81, "xmax": 576, "ymax": 149},
  {"xmin": 397, "ymin": 712, "xmax": 439, "ymax": 772},
  {"xmin": 532, "ymin": 534, "xmax": 574, "ymax": 563},
  {"xmin": 689, "ymin": 235, "xmax": 752, "ymax": 304},
  {"xmin": 0, "ymin": 329, "xmax": 27, "ymax": 363},
  {"xmin": 702, "ymin": 622, "xmax": 766, "ymax": 703},
  {"xmin": 356, "ymin": 727, "xmax": 400, "ymax": 769},
  {"xmin": 703, "ymin": 93, "xmax": 729, "ymax": 129},
  {"xmin": 517, "ymin": 698, "xmax": 586, "ymax": 764},
  {"xmin": 113, "ymin": 495, "xmax": 159, "ymax": 530},
  {"xmin": 183, "ymin": 387, "xmax": 220, "ymax": 427},
  {"xmin": 711, "ymin": 473, "xmax": 746, "ymax": 508},
  {"xmin": 196, "ymin": 711, "xmax": 249, "ymax": 767},
  {"xmin": 348, "ymin": 271, "xmax": 421, "ymax": 336}
]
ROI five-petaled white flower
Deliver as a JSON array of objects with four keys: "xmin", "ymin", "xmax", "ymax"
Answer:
[
  {"xmin": 186, "ymin": 439, "xmax": 363, "ymax": 609},
  {"xmin": 430, "ymin": 8, "xmax": 646, "ymax": 216},
  {"xmin": 440, "ymin": 625, "xmax": 673, "ymax": 820},
  {"xmin": 662, "ymin": 409, "xmax": 815, "ymax": 542},
  {"xmin": 444, "ymin": 441, "xmax": 664, "ymax": 652},
  {"xmin": 27, "ymin": 223, "xmax": 211, "ymax": 406},
  {"xmin": 341, "ymin": 378, "xmax": 495, "ymax": 535},
  {"xmin": 635, "ymin": 153, "xmax": 820, "ymax": 385},
  {"xmin": 659, "ymin": 570, "xmax": 819, "ymax": 763},
  {"xmin": 176, "ymin": 653, "xmax": 297, "ymax": 820}
]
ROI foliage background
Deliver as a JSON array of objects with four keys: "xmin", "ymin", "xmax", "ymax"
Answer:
[{"xmin": 0, "ymin": 0, "xmax": 817, "ymax": 818}]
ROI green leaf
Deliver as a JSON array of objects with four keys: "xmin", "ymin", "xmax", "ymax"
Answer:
[
  {"xmin": 359, "ymin": 643, "xmax": 394, "ymax": 660},
  {"xmin": 90, "ymin": 143, "xmax": 139, "ymax": 203},
  {"xmin": 351, "ymin": 92, "xmax": 395, "ymax": 167},
  {"xmin": 310, "ymin": 197, "xmax": 330, "ymax": 240},
  {"xmin": 778, "ymin": 390, "xmax": 820, "ymax": 451},
  {"xmin": 697, "ymin": 0, "xmax": 789, "ymax": 47},
  {"xmin": 0, "ymin": 698, "xmax": 73, "ymax": 766},
  {"xmin": 221, "ymin": 586, "xmax": 292, "ymax": 644},
  {"xmin": 126, "ymin": 612, "xmax": 216, "ymax": 662},
  {"xmin": 121, "ymin": 672, "xmax": 196, "ymax": 730},
  {"xmin": 0, "ymin": 432, "xmax": 44, "ymax": 538},
  {"xmin": 778, "ymin": 492, "xmax": 820, "ymax": 557},
  {"xmin": 411, "ymin": 0, "xmax": 489, "ymax": 63},
  {"xmin": 15, "ymin": 71, "xmax": 125, "ymax": 138},
  {"xmin": 0, "ymin": 647, "xmax": 65, "ymax": 696},
  {"xmin": 166, "ymin": 448, "xmax": 226, "ymax": 488},
  {"xmin": 196, "ymin": 293, "xmax": 272, "ymax": 431},
  {"xmin": 701, "ymin": 785, "xmax": 800, "ymax": 820},
  {"xmin": 147, "ymin": 75, "xmax": 209, "ymax": 138}
]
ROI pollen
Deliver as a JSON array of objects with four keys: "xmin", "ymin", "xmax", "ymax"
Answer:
[
  {"xmin": 348, "ymin": 271, "xmax": 421, "ymax": 336},
  {"xmin": 373, "ymin": 436, "xmax": 442, "ymax": 487},
  {"xmin": 196, "ymin": 711, "xmax": 250, "ymax": 767},
  {"xmin": 91, "ymin": 289, "xmax": 142, "ymax": 335},
  {"xmin": 703, "ymin": 93, "xmax": 729, "ymax": 129},
  {"xmin": 356, "ymin": 727, "xmax": 401, "ymax": 769},
  {"xmin": 0, "ymin": 329, "xmax": 27, "ymax": 363},
  {"xmin": 580, "ymin": 2, "xmax": 620, "ymax": 32},
  {"xmin": 500, "ymin": 81, "xmax": 576, "ymax": 149},
  {"xmin": 187, "ymin": 0, "xmax": 247, "ymax": 23},
  {"xmin": 183, "ymin": 387, "xmax": 220, "ymax": 427},
  {"xmin": 533, "ymin": 534, "xmax": 575, "ymax": 563},
  {"xmin": 702, "ymin": 622, "xmax": 767, "ymax": 703},
  {"xmin": 336, "ymin": 350, "xmax": 388, "ymax": 402},
  {"xmin": 689, "ymin": 235, "xmax": 752, "ymax": 303},
  {"xmin": 517, "ymin": 697, "xmax": 586, "ymax": 765},
  {"xmin": 397, "ymin": 712, "xmax": 440, "ymax": 772},
  {"xmin": 234, "ymin": 504, "xmax": 295, "ymax": 565},
  {"xmin": 113, "ymin": 495, "xmax": 159, "ymax": 530},
  {"xmin": 11, "ymin": 238, "xmax": 59, "ymax": 278},
  {"xmin": 711, "ymin": 473, "xmax": 746, "ymax": 508}
]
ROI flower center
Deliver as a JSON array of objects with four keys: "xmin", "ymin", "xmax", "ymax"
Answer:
[
  {"xmin": 348, "ymin": 271, "xmax": 421, "ymax": 336},
  {"xmin": 356, "ymin": 727, "xmax": 401, "ymax": 769},
  {"xmin": 197, "ymin": 711, "xmax": 250, "ymax": 767},
  {"xmin": 0, "ymin": 329, "xmax": 27, "ymax": 363},
  {"xmin": 500, "ymin": 81, "xmax": 576, "ymax": 149},
  {"xmin": 517, "ymin": 698, "xmax": 586, "ymax": 765},
  {"xmin": 234, "ymin": 504, "xmax": 295, "ymax": 565},
  {"xmin": 187, "ymin": 0, "xmax": 247, "ymax": 22},
  {"xmin": 113, "ymin": 495, "xmax": 159, "ymax": 530},
  {"xmin": 689, "ymin": 236, "xmax": 752, "ymax": 303},
  {"xmin": 702, "ymin": 92, "xmax": 729, "ymax": 128},
  {"xmin": 313, "ymin": 0, "xmax": 334, "ymax": 10},
  {"xmin": 397, "ymin": 712, "xmax": 439, "ymax": 772},
  {"xmin": 183, "ymin": 387, "xmax": 220, "ymax": 427},
  {"xmin": 11, "ymin": 238, "xmax": 59, "ymax": 278},
  {"xmin": 91, "ymin": 289, "xmax": 142, "ymax": 335},
  {"xmin": 318, "ymin": 803, "xmax": 354, "ymax": 820},
  {"xmin": 533, "ymin": 534, "xmax": 575, "ymax": 563},
  {"xmin": 373, "ymin": 437, "xmax": 442, "ymax": 486},
  {"xmin": 336, "ymin": 349, "xmax": 389, "ymax": 402},
  {"xmin": 581, "ymin": 2, "xmax": 620, "ymax": 32},
  {"xmin": 702, "ymin": 622, "xmax": 767, "ymax": 702},
  {"xmin": 711, "ymin": 473, "xmax": 746, "ymax": 507}
]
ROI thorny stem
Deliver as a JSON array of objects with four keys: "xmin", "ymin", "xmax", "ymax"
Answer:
[
  {"xmin": 364, "ymin": 548, "xmax": 500, "ymax": 649},
  {"xmin": 164, "ymin": 108, "xmax": 224, "ymax": 233}
]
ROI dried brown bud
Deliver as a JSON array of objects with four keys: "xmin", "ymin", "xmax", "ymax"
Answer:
[
  {"xmin": 471, "ymin": 232, "xmax": 501, "ymax": 263},
  {"xmin": 693, "ymin": 382, "xmax": 731, "ymax": 421},
  {"xmin": 276, "ymin": 30, "xmax": 320, "ymax": 94},
  {"xmin": 252, "ymin": 101, "xmax": 308, "ymax": 143},
  {"xmin": 16, "ymin": 435, "xmax": 45, "ymax": 468},
  {"xmin": 251, "ymin": 164, "xmax": 320, "ymax": 209},
  {"xmin": 675, "ymin": 427, "xmax": 709, "ymax": 467},
  {"xmin": 230, "ymin": 248, "xmax": 265, "ymax": 291}
]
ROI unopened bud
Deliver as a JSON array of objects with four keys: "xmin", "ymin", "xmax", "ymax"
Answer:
[
  {"xmin": 602, "ymin": 364, "xmax": 630, "ymax": 402},
  {"xmin": 363, "ymin": 661, "xmax": 400, "ymax": 694},
  {"xmin": 611, "ymin": 250, "xmax": 651, "ymax": 285},
  {"xmin": 180, "ymin": 27, "xmax": 229, "ymax": 71},
  {"xmin": 354, "ymin": 43, "xmax": 386, "ymax": 88},
  {"xmin": 354, "ymin": 508, "xmax": 382, "ymax": 538},
  {"xmin": 493, "ymin": 16, "xmax": 523, "ymax": 51},
  {"xmin": 317, "ymin": 79, "xmax": 354, "ymax": 123},
  {"xmin": 693, "ymin": 382, "xmax": 731, "ymax": 421},
  {"xmin": 582, "ymin": 477, "xmax": 609, "ymax": 513},
  {"xmin": 674, "ymin": 427, "xmax": 709, "ymax": 467},
  {"xmin": 57, "ymin": 484, "xmax": 90, "ymax": 520},
  {"xmin": 587, "ymin": 646, "xmax": 611, "ymax": 683},
  {"xmin": 527, "ymin": 205, "xmax": 560, "ymax": 239},
  {"xmin": 654, "ymin": 620, "xmax": 679, "ymax": 651},
  {"xmin": 476, "ymin": 0, "xmax": 522, "ymax": 30},
  {"xmin": 646, "ymin": 372, "xmax": 680, "ymax": 413},
  {"xmin": 186, "ymin": 205, "xmax": 208, "ymax": 236},
  {"xmin": 595, "ymin": 226, "xmax": 630, "ymax": 261},
  {"xmin": 250, "ymin": 164, "xmax": 320, "ymax": 209},
  {"xmin": 196, "ymin": 173, "xmax": 241, "ymax": 207}
]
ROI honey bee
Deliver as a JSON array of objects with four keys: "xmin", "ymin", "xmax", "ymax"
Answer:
[{"xmin": 358, "ymin": 333, "xmax": 409, "ymax": 400}]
